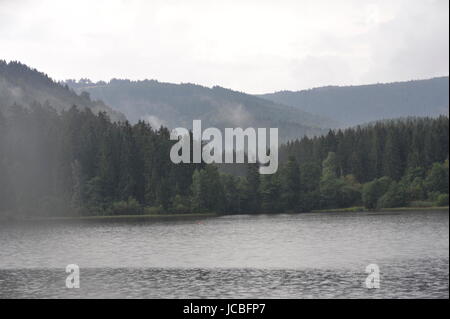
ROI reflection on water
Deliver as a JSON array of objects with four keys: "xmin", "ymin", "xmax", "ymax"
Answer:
[{"xmin": 0, "ymin": 210, "xmax": 448, "ymax": 298}]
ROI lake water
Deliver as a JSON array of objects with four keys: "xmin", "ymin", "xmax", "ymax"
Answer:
[{"xmin": 0, "ymin": 210, "xmax": 448, "ymax": 299}]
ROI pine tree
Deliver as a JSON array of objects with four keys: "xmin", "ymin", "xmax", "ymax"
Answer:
[
  {"xmin": 282, "ymin": 156, "xmax": 300, "ymax": 210},
  {"xmin": 425, "ymin": 163, "xmax": 449, "ymax": 195},
  {"xmin": 383, "ymin": 129, "xmax": 403, "ymax": 180},
  {"xmin": 260, "ymin": 174, "xmax": 282, "ymax": 213},
  {"xmin": 245, "ymin": 163, "xmax": 261, "ymax": 213}
]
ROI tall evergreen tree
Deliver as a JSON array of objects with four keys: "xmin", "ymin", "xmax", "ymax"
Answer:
[
  {"xmin": 282, "ymin": 156, "xmax": 301, "ymax": 210},
  {"xmin": 382, "ymin": 129, "xmax": 403, "ymax": 180},
  {"xmin": 245, "ymin": 163, "xmax": 261, "ymax": 213}
]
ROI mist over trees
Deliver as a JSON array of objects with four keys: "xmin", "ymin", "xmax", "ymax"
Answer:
[
  {"xmin": 0, "ymin": 100, "xmax": 448, "ymax": 218},
  {"xmin": 0, "ymin": 61, "xmax": 448, "ymax": 218},
  {"xmin": 65, "ymin": 78, "xmax": 335, "ymax": 143},
  {"xmin": 0, "ymin": 103, "xmax": 204, "ymax": 217}
]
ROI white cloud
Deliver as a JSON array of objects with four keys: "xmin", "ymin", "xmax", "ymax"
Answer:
[{"xmin": 0, "ymin": 0, "xmax": 448, "ymax": 93}]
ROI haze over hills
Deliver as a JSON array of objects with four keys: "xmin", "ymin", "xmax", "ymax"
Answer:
[
  {"xmin": 259, "ymin": 77, "xmax": 449, "ymax": 127},
  {"xmin": 0, "ymin": 61, "xmax": 126, "ymax": 122},
  {"xmin": 2, "ymin": 60, "xmax": 448, "ymax": 143},
  {"xmin": 66, "ymin": 79, "xmax": 336, "ymax": 142}
]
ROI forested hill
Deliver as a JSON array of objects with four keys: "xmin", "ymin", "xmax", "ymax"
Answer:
[
  {"xmin": 65, "ymin": 79, "xmax": 337, "ymax": 142},
  {"xmin": 0, "ymin": 61, "xmax": 125, "ymax": 122},
  {"xmin": 0, "ymin": 99, "xmax": 448, "ymax": 217},
  {"xmin": 260, "ymin": 77, "xmax": 449, "ymax": 127}
]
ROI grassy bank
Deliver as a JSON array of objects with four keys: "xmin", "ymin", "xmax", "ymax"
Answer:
[
  {"xmin": 311, "ymin": 207, "xmax": 367, "ymax": 213},
  {"xmin": 2, "ymin": 206, "xmax": 448, "ymax": 223},
  {"xmin": 312, "ymin": 206, "xmax": 449, "ymax": 213},
  {"xmin": 378, "ymin": 206, "xmax": 449, "ymax": 212},
  {"xmin": 2, "ymin": 212, "xmax": 218, "ymax": 222}
]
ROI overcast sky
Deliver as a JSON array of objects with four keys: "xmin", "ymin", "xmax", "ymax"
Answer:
[{"xmin": 0, "ymin": 0, "xmax": 448, "ymax": 93}]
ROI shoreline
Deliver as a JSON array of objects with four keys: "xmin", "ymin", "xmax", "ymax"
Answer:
[
  {"xmin": 311, "ymin": 206, "xmax": 449, "ymax": 214},
  {"xmin": 1, "ymin": 206, "xmax": 448, "ymax": 223},
  {"xmin": 1, "ymin": 212, "xmax": 218, "ymax": 223}
]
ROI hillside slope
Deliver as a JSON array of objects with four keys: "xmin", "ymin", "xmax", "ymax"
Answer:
[
  {"xmin": 0, "ymin": 61, "xmax": 125, "ymax": 122},
  {"xmin": 66, "ymin": 79, "xmax": 337, "ymax": 142},
  {"xmin": 260, "ymin": 77, "xmax": 449, "ymax": 127}
]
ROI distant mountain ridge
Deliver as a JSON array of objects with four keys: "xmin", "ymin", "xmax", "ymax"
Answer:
[
  {"xmin": 66, "ymin": 78, "xmax": 337, "ymax": 142},
  {"xmin": 259, "ymin": 77, "xmax": 449, "ymax": 127},
  {"xmin": 0, "ymin": 61, "xmax": 125, "ymax": 122},
  {"xmin": 8, "ymin": 59, "xmax": 446, "ymax": 141}
]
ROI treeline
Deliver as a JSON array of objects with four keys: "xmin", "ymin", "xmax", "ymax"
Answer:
[
  {"xmin": 0, "ymin": 103, "xmax": 448, "ymax": 218},
  {"xmin": 281, "ymin": 117, "xmax": 449, "ymax": 182},
  {"xmin": 0, "ymin": 103, "xmax": 203, "ymax": 217},
  {"xmin": 188, "ymin": 116, "xmax": 449, "ymax": 214}
]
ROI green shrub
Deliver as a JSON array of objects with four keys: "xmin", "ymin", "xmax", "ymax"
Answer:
[
  {"xmin": 172, "ymin": 195, "xmax": 191, "ymax": 214},
  {"xmin": 428, "ymin": 191, "xmax": 442, "ymax": 202},
  {"xmin": 362, "ymin": 177, "xmax": 392, "ymax": 209},
  {"xmin": 110, "ymin": 197, "xmax": 141, "ymax": 215},
  {"xmin": 425, "ymin": 163, "xmax": 449, "ymax": 194},
  {"xmin": 143, "ymin": 206, "xmax": 164, "ymax": 215},
  {"xmin": 377, "ymin": 182, "xmax": 407, "ymax": 209},
  {"xmin": 436, "ymin": 194, "xmax": 449, "ymax": 207},
  {"xmin": 409, "ymin": 201, "xmax": 435, "ymax": 208}
]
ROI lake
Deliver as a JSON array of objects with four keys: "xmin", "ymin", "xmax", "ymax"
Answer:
[{"xmin": 0, "ymin": 210, "xmax": 448, "ymax": 298}]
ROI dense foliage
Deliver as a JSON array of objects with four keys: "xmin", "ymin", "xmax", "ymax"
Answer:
[
  {"xmin": 0, "ymin": 104, "xmax": 202, "ymax": 217},
  {"xmin": 0, "ymin": 101, "xmax": 448, "ymax": 218},
  {"xmin": 273, "ymin": 116, "xmax": 449, "ymax": 212}
]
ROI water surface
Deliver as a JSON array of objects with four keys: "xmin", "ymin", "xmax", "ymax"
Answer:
[{"xmin": 0, "ymin": 210, "xmax": 448, "ymax": 298}]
